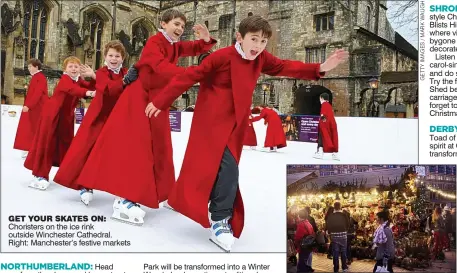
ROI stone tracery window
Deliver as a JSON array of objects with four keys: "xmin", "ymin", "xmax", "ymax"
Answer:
[
  {"xmin": 218, "ymin": 14, "xmax": 233, "ymax": 47},
  {"xmin": 178, "ymin": 22, "xmax": 194, "ymax": 67},
  {"xmin": 82, "ymin": 11, "xmax": 104, "ymax": 69},
  {"xmin": 305, "ymin": 47, "xmax": 326, "ymax": 63},
  {"xmin": 131, "ymin": 22, "xmax": 149, "ymax": 54},
  {"xmin": 23, "ymin": 0, "xmax": 48, "ymax": 63},
  {"xmin": 366, "ymin": 6, "xmax": 371, "ymax": 30}
]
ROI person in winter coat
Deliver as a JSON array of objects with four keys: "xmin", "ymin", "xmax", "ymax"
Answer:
[
  {"xmin": 443, "ymin": 207, "xmax": 453, "ymax": 250},
  {"xmin": 294, "ymin": 209, "xmax": 315, "ymax": 273},
  {"xmin": 372, "ymin": 210, "xmax": 395, "ymax": 273},
  {"xmin": 432, "ymin": 207, "xmax": 446, "ymax": 259}
]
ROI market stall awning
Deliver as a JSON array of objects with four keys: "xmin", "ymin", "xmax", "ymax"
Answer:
[
  {"xmin": 287, "ymin": 171, "xmax": 319, "ymax": 195},
  {"xmin": 314, "ymin": 168, "xmax": 406, "ymax": 187},
  {"xmin": 288, "ymin": 167, "xmax": 409, "ymax": 196},
  {"xmin": 287, "ymin": 172, "xmax": 315, "ymax": 186}
]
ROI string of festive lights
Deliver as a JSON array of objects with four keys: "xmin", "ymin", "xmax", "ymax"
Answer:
[{"xmin": 426, "ymin": 184, "xmax": 456, "ymax": 199}]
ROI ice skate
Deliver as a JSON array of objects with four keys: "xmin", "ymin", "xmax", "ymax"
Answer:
[
  {"xmin": 332, "ymin": 153, "xmax": 340, "ymax": 161},
  {"xmin": 21, "ymin": 151, "xmax": 28, "ymax": 159},
  {"xmin": 111, "ymin": 198, "xmax": 146, "ymax": 226},
  {"xmin": 250, "ymin": 146, "xmax": 256, "ymax": 150},
  {"xmin": 313, "ymin": 147, "xmax": 323, "ymax": 159},
  {"xmin": 209, "ymin": 217, "xmax": 235, "ymax": 252},
  {"xmin": 162, "ymin": 200, "xmax": 175, "ymax": 211},
  {"xmin": 259, "ymin": 147, "xmax": 274, "ymax": 153},
  {"xmin": 80, "ymin": 188, "xmax": 93, "ymax": 206},
  {"xmin": 269, "ymin": 147, "xmax": 277, "ymax": 152},
  {"xmin": 28, "ymin": 176, "xmax": 50, "ymax": 190}
]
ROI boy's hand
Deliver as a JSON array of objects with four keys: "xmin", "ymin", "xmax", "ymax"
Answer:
[
  {"xmin": 80, "ymin": 64, "xmax": 96, "ymax": 79},
  {"xmin": 22, "ymin": 106, "xmax": 29, "ymax": 112},
  {"xmin": 123, "ymin": 65, "xmax": 138, "ymax": 86},
  {"xmin": 193, "ymin": 24, "xmax": 210, "ymax": 42},
  {"xmin": 319, "ymin": 49, "xmax": 349, "ymax": 72},
  {"xmin": 145, "ymin": 102, "xmax": 161, "ymax": 118}
]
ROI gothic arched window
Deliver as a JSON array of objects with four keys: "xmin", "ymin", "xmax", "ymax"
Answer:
[
  {"xmin": 23, "ymin": 0, "xmax": 48, "ymax": 63},
  {"xmin": 218, "ymin": 14, "xmax": 233, "ymax": 47},
  {"xmin": 178, "ymin": 22, "xmax": 194, "ymax": 67},
  {"xmin": 83, "ymin": 11, "xmax": 104, "ymax": 69},
  {"xmin": 366, "ymin": 6, "xmax": 371, "ymax": 30},
  {"xmin": 131, "ymin": 22, "xmax": 149, "ymax": 54}
]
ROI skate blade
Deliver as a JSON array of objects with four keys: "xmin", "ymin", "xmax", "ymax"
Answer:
[
  {"xmin": 258, "ymin": 149, "xmax": 277, "ymax": 153},
  {"xmin": 163, "ymin": 202, "xmax": 176, "ymax": 211},
  {"xmin": 28, "ymin": 184, "xmax": 47, "ymax": 191},
  {"xmin": 81, "ymin": 199, "xmax": 89, "ymax": 206},
  {"xmin": 110, "ymin": 216, "xmax": 144, "ymax": 226},
  {"xmin": 164, "ymin": 205, "xmax": 176, "ymax": 211},
  {"xmin": 209, "ymin": 238, "xmax": 231, "ymax": 253}
]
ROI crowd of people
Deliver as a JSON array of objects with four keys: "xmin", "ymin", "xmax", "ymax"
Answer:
[
  {"xmin": 288, "ymin": 201, "xmax": 456, "ymax": 273},
  {"xmin": 424, "ymin": 206, "xmax": 456, "ymax": 257}
]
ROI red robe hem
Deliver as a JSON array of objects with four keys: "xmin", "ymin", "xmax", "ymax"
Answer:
[
  {"xmin": 318, "ymin": 101, "xmax": 338, "ymax": 153},
  {"xmin": 54, "ymin": 67, "xmax": 127, "ymax": 190}
]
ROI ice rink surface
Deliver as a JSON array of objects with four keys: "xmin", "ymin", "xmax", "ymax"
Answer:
[{"xmin": 1, "ymin": 106, "xmax": 418, "ymax": 252}]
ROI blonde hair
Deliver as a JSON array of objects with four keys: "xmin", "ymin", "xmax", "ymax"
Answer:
[{"xmin": 62, "ymin": 56, "xmax": 81, "ymax": 69}]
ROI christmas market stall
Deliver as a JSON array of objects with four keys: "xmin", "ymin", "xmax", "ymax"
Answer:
[{"xmin": 287, "ymin": 166, "xmax": 455, "ymax": 270}]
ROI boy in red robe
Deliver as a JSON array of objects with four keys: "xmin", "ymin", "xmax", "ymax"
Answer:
[
  {"xmin": 146, "ymin": 15, "xmax": 348, "ymax": 251},
  {"xmin": 24, "ymin": 56, "xmax": 96, "ymax": 190},
  {"xmin": 314, "ymin": 93, "xmax": 339, "ymax": 160},
  {"xmin": 53, "ymin": 41, "xmax": 137, "ymax": 205},
  {"xmin": 243, "ymin": 115, "xmax": 257, "ymax": 149},
  {"xmin": 251, "ymin": 105, "xmax": 286, "ymax": 152},
  {"xmin": 75, "ymin": 9, "xmax": 216, "ymax": 225},
  {"xmin": 14, "ymin": 58, "xmax": 49, "ymax": 158}
]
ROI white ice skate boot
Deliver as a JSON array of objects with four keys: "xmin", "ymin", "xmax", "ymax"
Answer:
[
  {"xmin": 111, "ymin": 198, "xmax": 146, "ymax": 226},
  {"xmin": 269, "ymin": 147, "xmax": 277, "ymax": 152},
  {"xmin": 313, "ymin": 147, "xmax": 323, "ymax": 159},
  {"xmin": 250, "ymin": 146, "xmax": 256, "ymax": 150},
  {"xmin": 332, "ymin": 153, "xmax": 340, "ymax": 161},
  {"xmin": 209, "ymin": 217, "xmax": 235, "ymax": 252},
  {"xmin": 21, "ymin": 151, "xmax": 28, "ymax": 159},
  {"xmin": 28, "ymin": 176, "xmax": 50, "ymax": 190},
  {"xmin": 162, "ymin": 200, "xmax": 175, "ymax": 211},
  {"xmin": 80, "ymin": 188, "xmax": 93, "ymax": 206}
]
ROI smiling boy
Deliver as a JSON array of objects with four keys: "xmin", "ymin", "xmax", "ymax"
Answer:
[
  {"xmin": 53, "ymin": 40, "xmax": 137, "ymax": 205},
  {"xmin": 146, "ymin": 15, "xmax": 348, "ymax": 251},
  {"xmin": 75, "ymin": 9, "xmax": 216, "ymax": 225}
]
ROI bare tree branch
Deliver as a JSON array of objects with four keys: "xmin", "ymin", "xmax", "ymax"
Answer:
[{"xmin": 387, "ymin": 0, "xmax": 418, "ymax": 40}]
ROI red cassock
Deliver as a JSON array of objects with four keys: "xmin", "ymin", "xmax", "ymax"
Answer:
[
  {"xmin": 24, "ymin": 74, "xmax": 95, "ymax": 180},
  {"xmin": 243, "ymin": 116, "xmax": 257, "ymax": 146},
  {"xmin": 318, "ymin": 101, "xmax": 338, "ymax": 153},
  {"xmin": 251, "ymin": 107, "xmax": 286, "ymax": 149},
  {"xmin": 53, "ymin": 67, "xmax": 127, "ymax": 189},
  {"xmin": 76, "ymin": 33, "xmax": 216, "ymax": 208},
  {"xmin": 153, "ymin": 46, "xmax": 324, "ymax": 238},
  {"xmin": 14, "ymin": 71, "xmax": 48, "ymax": 151}
]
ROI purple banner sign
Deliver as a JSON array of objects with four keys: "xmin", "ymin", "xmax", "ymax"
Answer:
[
  {"xmin": 298, "ymin": 115, "xmax": 319, "ymax": 143},
  {"xmin": 75, "ymin": 108, "xmax": 85, "ymax": 124},
  {"xmin": 169, "ymin": 111, "xmax": 181, "ymax": 132},
  {"xmin": 280, "ymin": 115, "xmax": 301, "ymax": 141},
  {"xmin": 279, "ymin": 114, "xmax": 319, "ymax": 143}
]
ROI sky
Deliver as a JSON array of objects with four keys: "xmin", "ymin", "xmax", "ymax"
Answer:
[{"xmin": 386, "ymin": 0, "xmax": 418, "ymax": 49}]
